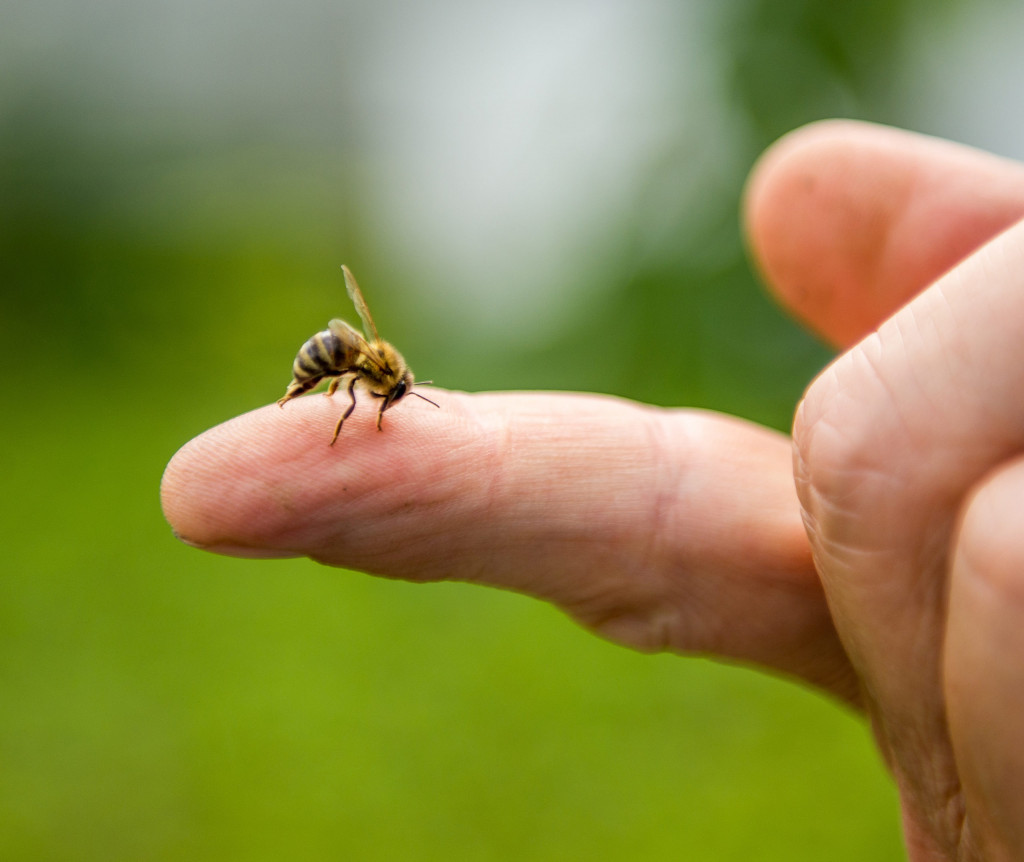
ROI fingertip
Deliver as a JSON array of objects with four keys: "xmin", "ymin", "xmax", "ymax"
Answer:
[
  {"xmin": 744, "ymin": 119, "xmax": 874, "ymax": 269},
  {"xmin": 744, "ymin": 119, "xmax": 868, "ymax": 243},
  {"xmin": 745, "ymin": 119, "xmax": 917, "ymax": 346},
  {"xmin": 745, "ymin": 120, "xmax": 1024, "ymax": 347},
  {"xmin": 159, "ymin": 389, "xmax": 479, "ymax": 559},
  {"xmin": 159, "ymin": 409, "xmax": 279, "ymax": 551}
]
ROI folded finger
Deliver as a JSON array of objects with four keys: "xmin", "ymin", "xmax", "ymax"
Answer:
[
  {"xmin": 793, "ymin": 218, "xmax": 1024, "ymax": 852},
  {"xmin": 745, "ymin": 120, "xmax": 1024, "ymax": 347}
]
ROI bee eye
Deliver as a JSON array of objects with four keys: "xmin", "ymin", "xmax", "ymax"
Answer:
[{"xmin": 392, "ymin": 380, "xmax": 408, "ymax": 401}]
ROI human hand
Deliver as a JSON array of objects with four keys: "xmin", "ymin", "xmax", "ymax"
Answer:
[
  {"xmin": 746, "ymin": 120, "xmax": 1024, "ymax": 860},
  {"xmin": 160, "ymin": 120, "xmax": 1024, "ymax": 860}
]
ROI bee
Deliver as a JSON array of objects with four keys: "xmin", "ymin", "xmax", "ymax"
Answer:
[{"xmin": 277, "ymin": 265, "xmax": 438, "ymax": 445}]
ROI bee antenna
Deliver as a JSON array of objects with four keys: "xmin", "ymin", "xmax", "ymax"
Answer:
[{"xmin": 411, "ymin": 390, "xmax": 440, "ymax": 409}]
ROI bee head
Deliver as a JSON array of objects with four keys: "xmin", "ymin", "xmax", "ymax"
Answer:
[{"xmin": 383, "ymin": 371, "xmax": 415, "ymax": 411}]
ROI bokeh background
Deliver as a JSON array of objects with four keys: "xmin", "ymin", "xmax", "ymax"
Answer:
[{"xmin": 3, "ymin": 0, "xmax": 1023, "ymax": 858}]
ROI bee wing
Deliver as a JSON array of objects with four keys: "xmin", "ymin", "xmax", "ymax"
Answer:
[
  {"xmin": 341, "ymin": 265, "xmax": 381, "ymax": 343},
  {"xmin": 327, "ymin": 317, "xmax": 366, "ymax": 351},
  {"xmin": 327, "ymin": 317, "xmax": 389, "ymax": 373}
]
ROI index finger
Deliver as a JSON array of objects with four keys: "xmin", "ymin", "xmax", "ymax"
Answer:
[{"xmin": 161, "ymin": 389, "xmax": 859, "ymax": 702}]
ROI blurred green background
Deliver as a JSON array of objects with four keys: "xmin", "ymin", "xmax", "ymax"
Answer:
[{"xmin": 3, "ymin": 0, "xmax": 1020, "ymax": 858}]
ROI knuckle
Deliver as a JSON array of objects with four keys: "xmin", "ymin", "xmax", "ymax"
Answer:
[{"xmin": 793, "ymin": 334, "xmax": 914, "ymax": 555}]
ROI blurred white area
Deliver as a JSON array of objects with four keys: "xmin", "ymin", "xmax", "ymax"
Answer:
[
  {"xmin": 2, "ymin": 0, "xmax": 1023, "ymax": 343},
  {"xmin": 346, "ymin": 0, "xmax": 728, "ymax": 346},
  {"xmin": 1, "ymin": 0, "xmax": 734, "ymax": 346}
]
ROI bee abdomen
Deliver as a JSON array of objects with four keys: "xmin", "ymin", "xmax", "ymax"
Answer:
[
  {"xmin": 292, "ymin": 329, "xmax": 350, "ymax": 381},
  {"xmin": 278, "ymin": 330, "xmax": 355, "ymax": 405}
]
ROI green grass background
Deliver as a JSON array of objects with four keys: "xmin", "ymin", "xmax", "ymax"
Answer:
[{"xmin": 1, "ymin": 0, "xmax": 989, "ymax": 857}]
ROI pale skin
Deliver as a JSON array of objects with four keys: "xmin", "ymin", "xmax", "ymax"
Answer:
[{"xmin": 161, "ymin": 120, "xmax": 1024, "ymax": 861}]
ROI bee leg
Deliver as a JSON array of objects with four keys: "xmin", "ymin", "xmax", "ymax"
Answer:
[
  {"xmin": 277, "ymin": 380, "xmax": 301, "ymax": 407},
  {"xmin": 329, "ymin": 376, "xmax": 359, "ymax": 446},
  {"xmin": 326, "ymin": 376, "xmax": 341, "ymax": 397},
  {"xmin": 376, "ymin": 398, "xmax": 387, "ymax": 432},
  {"xmin": 279, "ymin": 376, "xmax": 319, "ymax": 407}
]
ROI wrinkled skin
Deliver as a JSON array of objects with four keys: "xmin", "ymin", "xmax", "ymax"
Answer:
[{"xmin": 163, "ymin": 121, "xmax": 1024, "ymax": 860}]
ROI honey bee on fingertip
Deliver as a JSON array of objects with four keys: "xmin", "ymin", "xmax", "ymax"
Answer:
[{"xmin": 277, "ymin": 266, "xmax": 438, "ymax": 445}]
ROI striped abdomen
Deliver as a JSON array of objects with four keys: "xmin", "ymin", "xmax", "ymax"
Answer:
[{"xmin": 281, "ymin": 329, "xmax": 357, "ymax": 399}]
